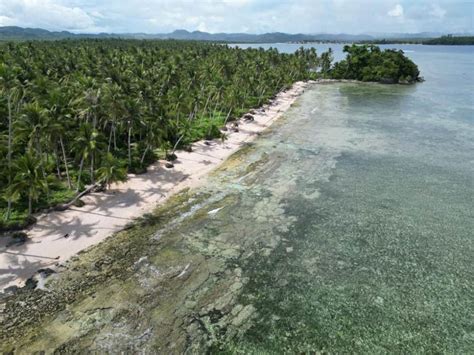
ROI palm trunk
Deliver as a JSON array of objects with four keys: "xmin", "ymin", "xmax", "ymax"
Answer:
[
  {"xmin": 60, "ymin": 136, "xmax": 72, "ymax": 189},
  {"xmin": 76, "ymin": 155, "xmax": 85, "ymax": 192},
  {"xmin": 223, "ymin": 107, "xmax": 233, "ymax": 126},
  {"xmin": 140, "ymin": 145, "xmax": 149, "ymax": 165},
  {"xmin": 5, "ymin": 95, "xmax": 13, "ymax": 220},
  {"xmin": 128, "ymin": 124, "xmax": 132, "ymax": 167},
  {"xmin": 91, "ymin": 115, "xmax": 96, "ymax": 185},
  {"xmin": 172, "ymin": 135, "xmax": 184, "ymax": 155},
  {"xmin": 28, "ymin": 196, "xmax": 33, "ymax": 216},
  {"xmin": 36, "ymin": 137, "xmax": 49, "ymax": 198},
  {"xmin": 107, "ymin": 123, "xmax": 113, "ymax": 152},
  {"xmin": 113, "ymin": 125, "xmax": 117, "ymax": 151},
  {"xmin": 55, "ymin": 147, "xmax": 62, "ymax": 179},
  {"xmin": 90, "ymin": 153, "xmax": 95, "ymax": 185}
]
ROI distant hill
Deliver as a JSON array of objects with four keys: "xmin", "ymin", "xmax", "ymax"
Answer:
[
  {"xmin": 0, "ymin": 26, "xmax": 117, "ymax": 41},
  {"xmin": 0, "ymin": 27, "xmax": 372, "ymax": 42},
  {"xmin": 1, "ymin": 26, "xmax": 471, "ymax": 43}
]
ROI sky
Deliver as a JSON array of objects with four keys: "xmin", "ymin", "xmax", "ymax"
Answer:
[{"xmin": 0, "ymin": 0, "xmax": 472, "ymax": 34}]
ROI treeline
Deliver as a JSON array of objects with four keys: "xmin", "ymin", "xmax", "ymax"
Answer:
[
  {"xmin": 358, "ymin": 36, "xmax": 474, "ymax": 45},
  {"xmin": 331, "ymin": 45, "xmax": 421, "ymax": 84},
  {"xmin": 0, "ymin": 40, "xmax": 420, "ymax": 230},
  {"xmin": 423, "ymin": 36, "xmax": 474, "ymax": 45},
  {"xmin": 357, "ymin": 39, "xmax": 424, "ymax": 45},
  {"xmin": 0, "ymin": 39, "xmax": 324, "ymax": 229}
]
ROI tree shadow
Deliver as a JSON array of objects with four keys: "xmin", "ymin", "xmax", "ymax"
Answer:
[
  {"xmin": 0, "ymin": 255, "xmax": 58, "ymax": 290},
  {"xmin": 29, "ymin": 215, "xmax": 100, "ymax": 241}
]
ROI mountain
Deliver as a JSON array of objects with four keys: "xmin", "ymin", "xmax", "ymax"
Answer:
[{"xmin": 1, "ymin": 26, "xmax": 469, "ymax": 43}]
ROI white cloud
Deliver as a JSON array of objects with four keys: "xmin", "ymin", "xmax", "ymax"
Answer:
[
  {"xmin": 429, "ymin": 4, "xmax": 446, "ymax": 19},
  {"xmin": 0, "ymin": 0, "xmax": 472, "ymax": 35},
  {"xmin": 222, "ymin": 0, "xmax": 251, "ymax": 7},
  {"xmin": 0, "ymin": 15, "xmax": 15, "ymax": 26},
  {"xmin": 0, "ymin": 0, "xmax": 94, "ymax": 30},
  {"xmin": 388, "ymin": 4, "xmax": 404, "ymax": 17}
]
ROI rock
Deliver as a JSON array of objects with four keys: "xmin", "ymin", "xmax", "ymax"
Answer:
[
  {"xmin": 398, "ymin": 78, "xmax": 413, "ymax": 85},
  {"xmin": 232, "ymin": 128, "xmax": 239, "ymax": 133},
  {"xmin": 73, "ymin": 198, "xmax": 85, "ymax": 208},
  {"xmin": 231, "ymin": 305, "xmax": 255, "ymax": 327},
  {"xmin": 25, "ymin": 215, "xmax": 37, "ymax": 226},
  {"xmin": 3, "ymin": 285, "xmax": 19, "ymax": 296},
  {"xmin": 6, "ymin": 232, "xmax": 28, "ymax": 247},
  {"xmin": 204, "ymin": 141, "xmax": 212, "ymax": 146},
  {"xmin": 37, "ymin": 268, "xmax": 56, "ymax": 277},
  {"xmin": 184, "ymin": 145, "xmax": 193, "ymax": 152},
  {"xmin": 379, "ymin": 77, "xmax": 396, "ymax": 84},
  {"xmin": 24, "ymin": 277, "xmax": 38, "ymax": 290},
  {"xmin": 132, "ymin": 166, "xmax": 148, "ymax": 175},
  {"xmin": 166, "ymin": 153, "xmax": 177, "ymax": 161},
  {"xmin": 220, "ymin": 126, "xmax": 228, "ymax": 131},
  {"xmin": 165, "ymin": 162, "xmax": 174, "ymax": 169},
  {"xmin": 243, "ymin": 114, "xmax": 254, "ymax": 121}
]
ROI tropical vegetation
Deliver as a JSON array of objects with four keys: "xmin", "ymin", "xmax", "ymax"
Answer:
[
  {"xmin": 423, "ymin": 35, "xmax": 474, "ymax": 45},
  {"xmin": 331, "ymin": 44, "xmax": 421, "ymax": 83},
  {"xmin": 0, "ymin": 40, "xmax": 420, "ymax": 230},
  {"xmin": 0, "ymin": 39, "xmax": 322, "ymax": 229}
]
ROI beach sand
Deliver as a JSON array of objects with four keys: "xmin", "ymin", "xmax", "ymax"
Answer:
[{"xmin": 0, "ymin": 81, "xmax": 310, "ymax": 291}]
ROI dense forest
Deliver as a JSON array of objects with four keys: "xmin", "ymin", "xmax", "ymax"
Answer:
[
  {"xmin": 0, "ymin": 40, "xmax": 325, "ymax": 229},
  {"xmin": 423, "ymin": 36, "xmax": 474, "ymax": 45},
  {"xmin": 359, "ymin": 36, "xmax": 474, "ymax": 45},
  {"xmin": 0, "ymin": 40, "xmax": 419, "ymax": 230},
  {"xmin": 331, "ymin": 44, "xmax": 421, "ymax": 83}
]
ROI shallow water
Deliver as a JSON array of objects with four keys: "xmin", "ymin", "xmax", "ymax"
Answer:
[{"xmin": 2, "ymin": 47, "xmax": 473, "ymax": 352}]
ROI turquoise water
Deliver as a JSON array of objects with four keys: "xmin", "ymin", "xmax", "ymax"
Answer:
[
  {"xmin": 5, "ymin": 45, "xmax": 473, "ymax": 352},
  {"xmin": 218, "ymin": 44, "xmax": 474, "ymax": 352}
]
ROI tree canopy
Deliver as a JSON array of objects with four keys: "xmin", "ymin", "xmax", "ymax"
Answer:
[
  {"xmin": 423, "ymin": 36, "xmax": 474, "ymax": 45},
  {"xmin": 0, "ymin": 40, "xmax": 422, "ymax": 229},
  {"xmin": 0, "ymin": 39, "xmax": 321, "ymax": 228},
  {"xmin": 331, "ymin": 44, "xmax": 421, "ymax": 84}
]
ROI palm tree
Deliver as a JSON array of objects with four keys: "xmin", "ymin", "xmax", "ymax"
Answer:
[
  {"xmin": 7, "ymin": 151, "xmax": 48, "ymax": 216},
  {"xmin": 0, "ymin": 39, "xmax": 322, "ymax": 224},
  {"xmin": 46, "ymin": 87, "xmax": 73, "ymax": 188},
  {"xmin": 75, "ymin": 77, "xmax": 101, "ymax": 184},
  {"xmin": 96, "ymin": 152, "xmax": 127, "ymax": 191},
  {"xmin": 73, "ymin": 122, "xmax": 100, "ymax": 192},
  {"xmin": 0, "ymin": 63, "xmax": 21, "ymax": 220}
]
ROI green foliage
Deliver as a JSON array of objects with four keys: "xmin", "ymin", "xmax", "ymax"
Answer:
[
  {"xmin": 0, "ymin": 39, "xmax": 322, "ymax": 227},
  {"xmin": 331, "ymin": 44, "xmax": 421, "ymax": 84},
  {"xmin": 423, "ymin": 35, "xmax": 474, "ymax": 45},
  {"xmin": 96, "ymin": 153, "xmax": 128, "ymax": 190}
]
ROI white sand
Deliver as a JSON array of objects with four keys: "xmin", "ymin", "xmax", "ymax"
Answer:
[{"xmin": 0, "ymin": 81, "xmax": 309, "ymax": 291}]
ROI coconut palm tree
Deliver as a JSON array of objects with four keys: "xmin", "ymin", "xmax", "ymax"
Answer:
[
  {"xmin": 7, "ymin": 151, "xmax": 48, "ymax": 216},
  {"xmin": 0, "ymin": 39, "xmax": 327, "ymax": 224},
  {"xmin": 96, "ymin": 152, "xmax": 127, "ymax": 191},
  {"xmin": 0, "ymin": 65, "xmax": 20, "ymax": 220}
]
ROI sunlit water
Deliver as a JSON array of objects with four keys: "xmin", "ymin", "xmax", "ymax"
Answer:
[{"xmin": 8, "ymin": 45, "xmax": 473, "ymax": 352}]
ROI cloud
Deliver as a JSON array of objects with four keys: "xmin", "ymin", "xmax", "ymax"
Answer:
[
  {"xmin": 0, "ymin": 0, "xmax": 95, "ymax": 30},
  {"xmin": 388, "ymin": 4, "xmax": 404, "ymax": 17},
  {"xmin": 429, "ymin": 4, "xmax": 446, "ymax": 19},
  {"xmin": 0, "ymin": 0, "xmax": 472, "ymax": 34}
]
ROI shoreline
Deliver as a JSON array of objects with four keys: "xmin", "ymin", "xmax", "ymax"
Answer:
[{"xmin": 0, "ymin": 80, "xmax": 311, "ymax": 292}]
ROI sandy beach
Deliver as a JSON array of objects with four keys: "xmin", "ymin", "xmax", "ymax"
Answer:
[{"xmin": 0, "ymin": 81, "xmax": 310, "ymax": 291}]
